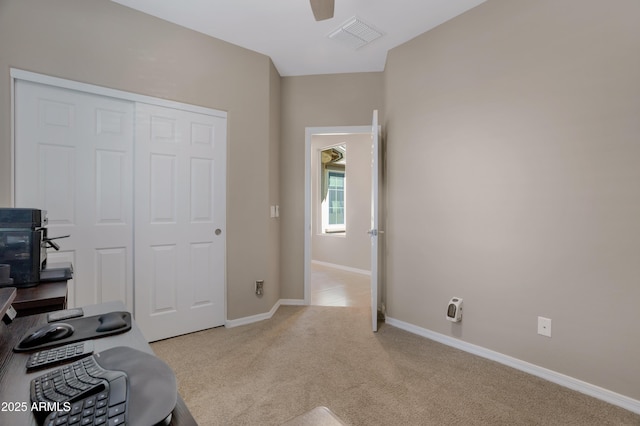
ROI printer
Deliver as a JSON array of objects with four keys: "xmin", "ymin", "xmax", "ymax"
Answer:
[{"xmin": 0, "ymin": 208, "xmax": 72, "ymax": 288}]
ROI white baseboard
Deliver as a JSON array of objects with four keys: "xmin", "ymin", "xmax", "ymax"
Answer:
[
  {"xmin": 311, "ymin": 260, "xmax": 371, "ymax": 276},
  {"xmin": 226, "ymin": 300, "xmax": 282, "ymax": 328},
  {"xmin": 385, "ymin": 316, "xmax": 640, "ymax": 415},
  {"xmin": 280, "ymin": 299, "xmax": 306, "ymax": 306},
  {"xmin": 225, "ymin": 299, "xmax": 306, "ymax": 328}
]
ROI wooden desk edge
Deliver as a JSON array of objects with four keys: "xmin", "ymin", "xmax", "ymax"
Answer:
[{"xmin": 12, "ymin": 281, "xmax": 68, "ymax": 317}]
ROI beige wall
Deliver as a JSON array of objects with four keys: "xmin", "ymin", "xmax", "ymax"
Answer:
[
  {"xmin": 311, "ymin": 133, "xmax": 372, "ymax": 271},
  {"xmin": 0, "ymin": 0, "xmax": 278, "ymax": 320},
  {"xmin": 3, "ymin": 0, "xmax": 638, "ymax": 405},
  {"xmin": 280, "ymin": 73, "xmax": 384, "ymax": 299},
  {"xmin": 384, "ymin": 0, "xmax": 640, "ymax": 399}
]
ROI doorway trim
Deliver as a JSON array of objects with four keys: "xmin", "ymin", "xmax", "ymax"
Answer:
[
  {"xmin": 304, "ymin": 125, "xmax": 371, "ymax": 305},
  {"xmin": 10, "ymin": 69, "xmax": 224, "ymax": 115}
]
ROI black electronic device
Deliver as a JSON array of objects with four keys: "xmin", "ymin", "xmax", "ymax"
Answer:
[
  {"xmin": 30, "ymin": 346, "xmax": 177, "ymax": 426},
  {"xmin": 18, "ymin": 322, "xmax": 75, "ymax": 348},
  {"xmin": 0, "ymin": 208, "xmax": 71, "ymax": 288},
  {"xmin": 0, "ymin": 263, "xmax": 12, "ymax": 286},
  {"xmin": 0, "ymin": 208, "xmax": 47, "ymax": 228}
]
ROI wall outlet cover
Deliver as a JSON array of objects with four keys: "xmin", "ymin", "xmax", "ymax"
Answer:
[{"xmin": 537, "ymin": 316, "xmax": 552, "ymax": 337}]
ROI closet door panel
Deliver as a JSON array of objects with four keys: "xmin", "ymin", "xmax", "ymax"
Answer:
[
  {"xmin": 134, "ymin": 103, "xmax": 226, "ymax": 342},
  {"xmin": 15, "ymin": 80, "xmax": 134, "ymax": 310}
]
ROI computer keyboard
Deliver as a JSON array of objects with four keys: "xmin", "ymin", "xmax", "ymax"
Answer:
[
  {"xmin": 26, "ymin": 341, "xmax": 94, "ymax": 372},
  {"xmin": 42, "ymin": 388, "xmax": 126, "ymax": 426},
  {"xmin": 32, "ymin": 354, "xmax": 127, "ymax": 425},
  {"xmin": 29, "ymin": 346, "xmax": 177, "ymax": 426}
]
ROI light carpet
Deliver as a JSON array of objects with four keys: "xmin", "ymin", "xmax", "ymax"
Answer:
[{"xmin": 151, "ymin": 304, "xmax": 640, "ymax": 425}]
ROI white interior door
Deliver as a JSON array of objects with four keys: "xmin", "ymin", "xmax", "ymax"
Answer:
[
  {"xmin": 14, "ymin": 80, "xmax": 134, "ymax": 309},
  {"xmin": 370, "ymin": 110, "xmax": 381, "ymax": 332},
  {"xmin": 134, "ymin": 103, "xmax": 226, "ymax": 342}
]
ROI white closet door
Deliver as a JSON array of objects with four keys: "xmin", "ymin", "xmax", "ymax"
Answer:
[
  {"xmin": 14, "ymin": 80, "xmax": 134, "ymax": 309},
  {"xmin": 134, "ymin": 103, "xmax": 226, "ymax": 342}
]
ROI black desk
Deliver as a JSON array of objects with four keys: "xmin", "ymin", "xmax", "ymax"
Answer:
[
  {"xmin": 13, "ymin": 281, "xmax": 68, "ymax": 317},
  {"xmin": 0, "ymin": 301, "xmax": 197, "ymax": 425}
]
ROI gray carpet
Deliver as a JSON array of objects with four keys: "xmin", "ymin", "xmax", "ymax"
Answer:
[{"xmin": 151, "ymin": 305, "xmax": 640, "ymax": 425}]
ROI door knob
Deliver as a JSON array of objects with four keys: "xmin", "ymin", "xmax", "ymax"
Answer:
[{"xmin": 215, "ymin": 229, "xmax": 222, "ymax": 236}]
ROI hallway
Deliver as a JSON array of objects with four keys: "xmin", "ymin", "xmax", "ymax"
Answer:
[{"xmin": 310, "ymin": 263, "xmax": 370, "ymax": 308}]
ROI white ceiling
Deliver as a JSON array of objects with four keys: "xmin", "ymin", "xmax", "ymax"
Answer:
[{"xmin": 110, "ymin": 0, "xmax": 486, "ymax": 77}]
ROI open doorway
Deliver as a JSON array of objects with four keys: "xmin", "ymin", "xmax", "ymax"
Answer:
[{"xmin": 304, "ymin": 126, "xmax": 372, "ymax": 307}]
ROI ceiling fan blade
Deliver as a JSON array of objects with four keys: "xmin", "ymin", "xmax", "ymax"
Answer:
[{"xmin": 310, "ymin": 0, "xmax": 335, "ymax": 21}]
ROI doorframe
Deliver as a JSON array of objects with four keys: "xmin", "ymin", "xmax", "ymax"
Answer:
[
  {"xmin": 304, "ymin": 125, "xmax": 371, "ymax": 305},
  {"xmin": 10, "ymin": 69, "xmax": 225, "ymax": 117}
]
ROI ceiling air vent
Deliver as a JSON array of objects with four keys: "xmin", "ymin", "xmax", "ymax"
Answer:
[{"xmin": 328, "ymin": 16, "xmax": 384, "ymax": 50}]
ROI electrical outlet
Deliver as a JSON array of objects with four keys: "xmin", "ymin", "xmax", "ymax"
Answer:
[
  {"xmin": 537, "ymin": 316, "xmax": 551, "ymax": 337},
  {"xmin": 255, "ymin": 280, "xmax": 264, "ymax": 296}
]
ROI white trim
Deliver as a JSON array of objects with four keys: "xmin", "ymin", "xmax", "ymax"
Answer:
[
  {"xmin": 280, "ymin": 299, "xmax": 306, "ymax": 306},
  {"xmin": 385, "ymin": 316, "xmax": 640, "ymax": 415},
  {"xmin": 226, "ymin": 300, "xmax": 282, "ymax": 328},
  {"xmin": 305, "ymin": 125, "xmax": 372, "ymax": 306},
  {"xmin": 10, "ymin": 68, "xmax": 227, "ymax": 118},
  {"xmin": 311, "ymin": 260, "xmax": 371, "ymax": 276},
  {"xmin": 305, "ymin": 129, "xmax": 312, "ymax": 306},
  {"xmin": 225, "ymin": 299, "xmax": 305, "ymax": 328}
]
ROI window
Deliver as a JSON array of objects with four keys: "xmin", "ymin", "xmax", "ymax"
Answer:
[
  {"xmin": 320, "ymin": 145, "xmax": 346, "ymax": 234},
  {"xmin": 324, "ymin": 170, "xmax": 345, "ymax": 232}
]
